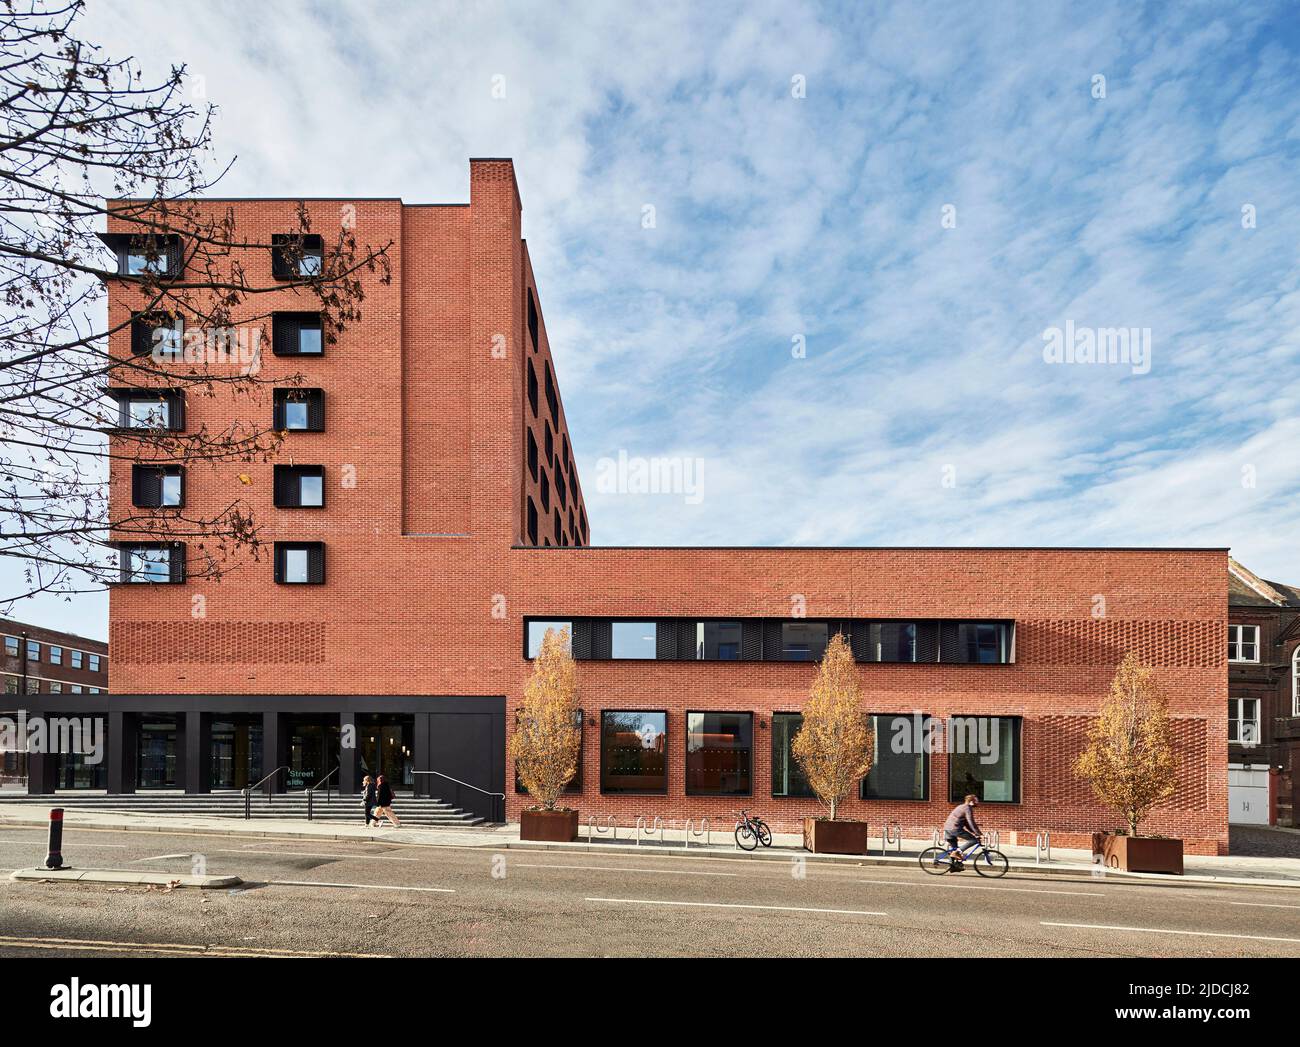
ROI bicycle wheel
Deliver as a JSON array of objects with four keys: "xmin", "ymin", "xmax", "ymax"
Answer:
[
  {"xmin": 973, "ymin": 848, "xmax": 1009, "ymax": 878},
  {"xmin": 919, "ymin": 846, "xmax": 954, "ymax": 875},
  {"xmin": 735, "ymin": 824, "xmax": 757, "ymax": 851},
  {"xmin": 756, "ymin": 821, "xmax": 773, "ymax": 847}
]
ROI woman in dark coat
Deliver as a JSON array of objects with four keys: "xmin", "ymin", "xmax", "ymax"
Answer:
[
  {"xmin": 373, "ymin": 774, "xmax": 401, "ymax": 828},
  {"xmin": 361, "ymin": 774, "xmax": 377, "ymax": 827}
]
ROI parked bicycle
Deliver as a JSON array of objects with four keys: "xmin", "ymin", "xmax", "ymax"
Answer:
[
  {"xmin": 919, "ymin": 836, "xmax": 1009, "ymax": 877},
  {"xmin": 733, "ymin": 809, "xmax": 772, "ymax": 851}
]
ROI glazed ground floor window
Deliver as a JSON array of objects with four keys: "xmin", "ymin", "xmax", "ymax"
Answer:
[
  {"xmin": 862, "ymin": 713, "xmax": 930, "ymax": 801},
  {"xmin": 685, "ymin": 711, "xmax": 752, "ymax": 795},
  {"xmin": 770, "ymin": 712, "xmax": 814, "ymax": 797},
  {"xmin": 600, "ymin": 710, "xmax": 667, "ymax": 793},
  {"xmin": 948, "ymin": 716, "xmax": 1020, "ymax": 803},
  {"xmin": 516, "ymin": 709, "xmax": 583, "ymax": 793}
]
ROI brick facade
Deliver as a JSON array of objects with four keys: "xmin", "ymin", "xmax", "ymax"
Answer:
[{"xmin": 95, "ymin": 160, "xmax": 1229, "ymax": 854}]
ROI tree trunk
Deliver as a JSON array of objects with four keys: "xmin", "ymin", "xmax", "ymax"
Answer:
[{"xmin": 829, "ymin": 798, "xmax": 838, "ymax": 821}]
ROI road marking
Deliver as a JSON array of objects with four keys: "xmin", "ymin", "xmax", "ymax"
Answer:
[
  {"xmin": 1042, "ymin": 921, "xmax": 1300, "ymax": 944},
  {"xmin": 856, "ymin": 878, "xmax": 1104, "ymax": 897},
  {"xmin": 1229, "ymin": 901, "xmax": 1300, "ymax": 910},
  {"xmin": 221, "ymin": 848, "xmax": 421, "ymax": 862},
  {"xmin": 516, "ymin": 862, "xmax": 738, "ymax": 877},
  {"xmin": 587, "ymin": 897, "xmax": 886, "ymax": 916},
  {"xmin": 0, "ymin": 933, "xmax": 388, "ymax": 958},
  {"xmin": 265, "ymin": 879, "xmax": 454, "ymax": 894},
  {"xmin": 133, "ymin": 853, "xmax": 194, "ymax": 862}
]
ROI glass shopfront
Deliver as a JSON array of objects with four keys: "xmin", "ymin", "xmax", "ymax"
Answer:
[
  {"xmin": 358, "ymin": 714, "xmax": 414, "ymax": 791},
  {"xmin": 211, "ymin": 716, "xmax": 262, "ymax": 789},
  {"xmin": 862, "ymin": 713, "xmax": 929, "ymax": 801},
  {"xmin": 771, "ymin": 712, "xmax": 814, "ymax": 798},
  {"xmin": 137, "ymin": 717, "xmax": 178, "ymax": 789},
  {"xmin": 285, "ymin": 715, "xmax": 341, "ymax": 791},
  {"xmin": 685, "ymin": 711, "xmax": 752, "ymax": 795},
  {"xmin": 600, "ymin": 710, "xmax": 667, "ymax": 793},
  {"xmin": 948, "ymin": 716, "xmax": 1021, "ymax": 803}
]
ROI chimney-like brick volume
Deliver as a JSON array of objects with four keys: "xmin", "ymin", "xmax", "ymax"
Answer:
[{"xmin": 65, "ymin": 160, "xmax": 1227, "ymax": 852}]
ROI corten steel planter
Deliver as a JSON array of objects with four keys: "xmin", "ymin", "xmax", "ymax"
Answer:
[
  {"xmin": 520, "ymin": 808, "xmax": 579, "ymax": 843},
  {"xmin": 1091, "ymin": 833, "xmax": 1184, "ymax": 874},
  {"xmin": 803, "ymin": 817, "xmax": 869, "ymax": 855}
]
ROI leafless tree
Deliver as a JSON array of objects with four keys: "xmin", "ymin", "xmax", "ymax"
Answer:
[{"xmin": 0, "ymin": 0, "xmax": 391, "ymax": 605}]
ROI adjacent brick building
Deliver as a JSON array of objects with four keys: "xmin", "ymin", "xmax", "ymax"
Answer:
[{"xmin": 22, "ymin": 159, "xmax": 1231, "ymax": 854}]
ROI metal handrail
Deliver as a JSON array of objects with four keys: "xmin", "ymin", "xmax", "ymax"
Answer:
[
  {"xmin": 301, "ymin": 766, "xmax": 340, "ymax": 805},
  {"xmin": 242, "ymin": 765, "xmax": 290, "ymax": 819},
  {"xmin": 412, "ymin": 770, "xmax": 506, "ymax": 822}
]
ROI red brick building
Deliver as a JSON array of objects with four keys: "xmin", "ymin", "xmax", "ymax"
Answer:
[{"xmin": 25, "ymin": 159, "xmax": 1229, "ymax": 854}]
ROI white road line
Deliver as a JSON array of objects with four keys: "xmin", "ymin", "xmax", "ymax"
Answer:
[
  {"xmin": 587, "ymin": 897, "xmax": 886, "ymax": 916},
  {"xmin": 516, "ymin": 862, "xmax": 738, "ymax": 877},
  {"xmin": 1042, "ymin": 921, "xmax": 1300, "ymax": 944},
  {"xmin": 1229, "ymin": 901, "xmax": 1300, "ymax": 910},
  {"xmin": 266, "ymin": 879, "xmax": 453, "ymax": 894},
  {"xmin": 219, "ymin": 849, "xmax": 421, "ymax": 862},
  {"xmin": 856, "ymin": 877, "xmax": 1104, "ymax": 897},
  {"xmin": 133, "ymin": 853, "xmax": 194, "ymax": 862}
]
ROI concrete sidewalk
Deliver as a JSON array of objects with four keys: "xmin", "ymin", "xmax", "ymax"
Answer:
[{"xmin": 3, "ymin": 807, "xmax": 1299, "ymax": 888}]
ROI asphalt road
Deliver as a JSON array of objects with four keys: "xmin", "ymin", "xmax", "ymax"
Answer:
[{"xmin": 1, "ymin": 825, "xmax": 1298, "ymax": 957}]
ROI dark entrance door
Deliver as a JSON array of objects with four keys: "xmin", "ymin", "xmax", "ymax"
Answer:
[
  {"xmin": 285, "ymin": 715, "xmax": 340, "ymax": 791},
  {"xmin": 211, "ymin": 716, "xmax": 262, "ymax": 789},
  {"xmin": 359, "ymin": 714, "xmax": 414, "ymax": 791},
  {"xmin": 137, "ymin": 717, "xmax": 178, "ymax": 788}
]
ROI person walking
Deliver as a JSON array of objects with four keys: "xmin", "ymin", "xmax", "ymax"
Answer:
[
  {"xmin": 374, "ymin": 773, "xmax": 401, "ymax": 828},
  {"xmin": 361, "ymin": 774, "xmax": 377, "ymax": 827}
]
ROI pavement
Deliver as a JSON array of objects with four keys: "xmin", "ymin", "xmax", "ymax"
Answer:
[
  {"xmin": 1, "ymin": 818, "xmax": 1299, "ymax": 957},
  {"xmin": 3, "ymin": 807, "xmax": 1299, "ymax": 886}
]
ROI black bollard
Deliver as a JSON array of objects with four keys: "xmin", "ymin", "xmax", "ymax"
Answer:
[{"xmin": 44, "ymin": 807, "xmax": 64, "ymax": 870}]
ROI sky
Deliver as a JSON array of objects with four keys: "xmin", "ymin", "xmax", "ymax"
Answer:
[{"xmin": 9, "ymin": 0, "xmax": 1300, "ymax": 639}]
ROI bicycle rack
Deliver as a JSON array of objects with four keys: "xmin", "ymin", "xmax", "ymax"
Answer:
[
  {"xmin": 651, "ymin": 816, "xmax": 665, "ymax": 846},
  {"xmin": 1035, "ymin": 831, "xmax": 1051, "ymax": 864},
  {"xmin": 881, "ymin": 821, "xmax": 902, "ymax": 855},
  {"xmin": 932, "ymin": 828, "xmax": 943, "ymax": 848},
  {"xmin": 587, "ymin": 814, "xmax": 618, "ymax": 844},
  {"xmin": 981, "ymin": 830, "xmax": 1001, "ymax": 850},
  {"xmin": 634, "ymin": 815, "xmax": 646, "ymax": 845},
  {"xmin": 683, "ymin": 817, "xmax": 711, "ymax": 849}
]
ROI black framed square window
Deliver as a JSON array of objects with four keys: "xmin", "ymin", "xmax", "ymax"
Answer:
[
  {"xmin": 600, "ymin": 710, "xmax": 667, "ymax": 794},
  {"xmin": 861, "ymin": 713, "xmax": 930, "ymax": 801},
  {"xmin": 611, "ymin": 621, "xmax": 656, "ymax": 659},
  {"xmin": 110, "ymin": 389, "xmax": 185, "ymax": 431},
  {"xmin": 273, "ymin": 465, "xmax": 325, "ymax": 508},
  {"xmin": 26, "ymin": 640, "xmax": 39, "ymax": 660},
  {"xmin": 685, "ymin": 712, "xmax": 752, "ymax": 796},
  {"xmin": 947, "ymin": 716, "xmax": 1020, "ymax": 803},
  {"xmin": 527, "ymin": 289, "xmax": 539, "ymax": 352},
  {"xmin": 526, "ymin": 497, "xmax": 538, "ymax": 545},
  {"xmin": 515, "ymin": 709, "xmax": 582, "ymax": 794},
  {"xmin": 273, "ymin": 388, "xmax": 325, "ymax": 431},
  {"xmin": 272, "ymin": 312, "xmax": 324, "ymax": 356},
  {"xmin": 525, "ymin": 620, "xmax": 573, "ymax": 659},
  {"xmin": 130, "ymin": 312, "xmax": 182, "ymax": 357},
  {"xmin": 271, "ymin": 233, "xmax": 324, "ymax": 279},
  {"xmin": 695, "ymin": 621, "xmax": 742, "ymax": 660},
  {"xmin": 131, "ymin": 464, "xmax": 184, "ymax": 508},
  {"xmin": 526, "ymin": 429, "xmax": 538, "ymax": 481},
  {"xmin": 118, "ymin": 543, "xmax": 185, "ymax": 584},
  {"xmin": 526, "ymin": 360, "xmax": 538, "ymax": 417},
  {"xmin": 274, "ymin": 542, "xmax": 325, "ymax": 584},
  {"xmin": 771, "ymin": 712, "xmax": 815, "ymax": 798},
  {"xmin": 781, "ymin": 621, "xmax": 829, "ymax": 661},
  {"xmin": 97, "ymin": 232, "xmax": 183, "ymax": 278}
]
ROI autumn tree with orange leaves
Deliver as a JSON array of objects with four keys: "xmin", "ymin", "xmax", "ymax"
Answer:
[
  {"xmin": 1075, "ymin": 652, "xmax": 1178, "ymax": 836},
  {"xmin": 510, "ymin": 626, "xmax": 581, "ymax": 811},
  {"xmin": 793, "ymin": 632, "xmax": 874, "ymax": 821}
]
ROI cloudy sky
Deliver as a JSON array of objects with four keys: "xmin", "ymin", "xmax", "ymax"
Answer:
[{"xmin": 13, "ymin": 0, "xmax": 1300, "ymax": 638}]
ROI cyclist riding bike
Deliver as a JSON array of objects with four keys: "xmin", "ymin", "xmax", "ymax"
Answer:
[{"xmin": 941, "ymin": 794, "xmax": 982, "ymax": 869}]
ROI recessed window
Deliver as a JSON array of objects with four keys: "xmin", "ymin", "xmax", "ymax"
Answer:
[
  {"xmin": 861, "ymin": 714, "xmax": 930, "ymax": 800},
  {"xmin": 544, "ymin": 425, "xmax": 554, "ymax": 468},
  {"xmin": 271, "ymin": 233, "xmax": 324, "ymax": 279},
  {"xmin": 527, "ymin": 360, "xmax": 538, "ymax": 417},
  {"xmin": 526, "ymin": 429, "xmax": 538, "ymax": 481},
  {"xmin": 112, "ymin": 390, "xmax": 184, "ymax": 431},
  {"xmin": 867, "ymin": 623, "xmax": 917, "ymax": 663},
  {"xmin": 274, "ymin": 389, "xmax": 324, "ymax": 432},
  {"xmin": 98, "ymin": 232, "xmax": 181, "ymax": 278},
  {"xmin": 71, "ymin": 685, "xmax": 82, "ymax": 694},
  {"xmin": 555, "ymin": 468, "xmax": 567, "ymax": 509},
  {"xmin": 954, "ymin": 623, "xmax": 1011, "ymax": 664},
  {"xmin": 1229, "ymin": 698, "xmax": 1260, "ymax": 744},
  {"xmin": 132, "ymin": 464, "xmax": 184, "ymax": 508},
  {"xmin": 771, "ymin": 713, "xmax": 815, "ymax": 798},
  {"xmin": 527, "ymin": 289, "xmax": 539, "ymax": 352},
  {"xmin": 272, "ymin": 312, "xmax": 323, "ymax": 356},
  {"xmin": 25, "ymin": 678, "xmax": 38, "ymax": 694},
  {"xmin": 539, "ymin": 468, "xmax": 550, "ymax": 513},
  {"xmin": 686, "ymin": 712, "xmax": 752, "ymax": 795},
  {"xmin": 600, "ymin": 711, "xmax": 667, "ymax": 794},
  {"xmin": 119, "ymin": 543, "xmax": 184, "ymax": 584},
  {"xmin": 49, "ymin": 682, "xmax": 62, "ymax": 694},
  {"xmin": 526, "ymin": 497, "xmax": 538, "ymax": 545},
  {"xmin": 89, "ymin": 687, "xmax": 100, "ymax": 694},
  {"xmin": 1228, "ymin": 625, "xmax": 1260, "ymax": 663},
  {"xmin": 947, "ymin": 716, "xmax": 1020, "ymax": 803},
  {"xmin": 3, "ymin": 636, "xmax": 17, "ymax": 657},
  {"xmin": 695, "ymin": 621, "xmax": 742, "ymax": 660},
  {"xmin": 70, "ymin": 649, "xmax": 83, "ymax": 669},
  {"xmin": 612, "ymin": 622, "xmax": 656, "ymax": 659},
  {"xmin": 49, "ymin": 646, "xmax": 62, "ymax": 666},
  {"xmin": 274, "ymin": 465, "xmax": 325, "ymax": 508},
  {"xmin": 26, "ymin": 640, "xmax": 39, "ymax": 661},
  {"xmin": 131, "ymin": 312, "xmax": 182, "ymax": 357},
  {"xmin": 544, "ymin": 361, "xmax": 559, "ymax": 419},
  {"xmin": 274, "ymin": 542, "xmax": 325, "ymax": 584},
  {"xmin": 526, "ymin": 620, "xmax": 573, "ymax": 658},
  {"xmin": 569, "ymin": 470, "xmax": 578, "ymax": 507},
  {"xmin": 89, "ymin": 654, "xmax": 100, "ymax": 673},
  {"xmin": 782, "ymin": 621, "xmax": 828, "ymax": 662}
]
